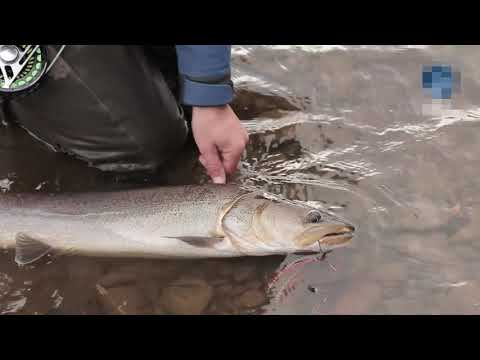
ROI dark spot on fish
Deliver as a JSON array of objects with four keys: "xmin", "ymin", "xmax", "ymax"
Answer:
[{"xmin": 308, "ymin": 285, "xmax": 318, "ymax": 293}]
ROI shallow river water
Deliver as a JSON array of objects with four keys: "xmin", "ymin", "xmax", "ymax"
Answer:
[{"xmin": 1, "ymin": 45, "xmax": 479, "ymax": 315}]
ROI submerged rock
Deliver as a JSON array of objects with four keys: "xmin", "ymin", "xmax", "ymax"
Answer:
[
  {"xmin": 217, "ymin": 263, "xmax": 234, "ymax": 277},
  {"xmin": 98, "ymin": 272, "xmax": 138, "ymax": 288},
  {"xmin": 160, "ymin": 276, "xmax": 213, "ymax": 315},
  {"xmin": 231, "ymin": 284, "xmax": 251, "ymax": 296},
  {"xmin": 212, "ymin": 297, "xmax": 240, "ymax": 315},
  {"xmin": 215, "ymin": 284, "xmax": 234, "ymax": 296},
  {"xmin": 233, "ymin": 265, "xmax": 257, "ymax": 283},
  {"xmin": 236, "ymin": 289, "xmax": 267, "ymax": 309},
  {"xmin": 96, "ymin": 284, "xmax": 147, "ymax": 315},
  {"xmin": 246, "ymin": 280, "xmax": 263, "ymax": 290}
]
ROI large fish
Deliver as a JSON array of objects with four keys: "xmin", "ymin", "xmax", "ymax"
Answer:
[{"xmin": 0, "ymin": 184, "xmax": 355, "ymax": 265}]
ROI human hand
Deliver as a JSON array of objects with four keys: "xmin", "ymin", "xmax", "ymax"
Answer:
[{"xmin": 192, "ymin": 105, "xmax": 249, "ymax": 184}]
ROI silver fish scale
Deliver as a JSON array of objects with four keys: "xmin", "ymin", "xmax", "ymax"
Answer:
[{"xmin": 0, "ymin": 185, "xmax": 248, "ymax": 257}]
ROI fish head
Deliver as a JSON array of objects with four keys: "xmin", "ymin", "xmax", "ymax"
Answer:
[{"xmin": 220, "ymin": 192, "xmax": 355, "ymax": 255}]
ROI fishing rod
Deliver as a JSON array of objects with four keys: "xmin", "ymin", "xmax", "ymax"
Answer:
[{"xmin": 0, "ymin": 45, "xmax": 66, "ymax": 98}]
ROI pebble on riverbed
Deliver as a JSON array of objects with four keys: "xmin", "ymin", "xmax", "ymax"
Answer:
[
  {"xmin": 98, "ymin": 272, "xmax": 138, "ymax": 288},
  {"xmin": 215, "ymin": 284, "xmax": 234, "ymax": 296},
  {"xmin": 235, "ymin": 289, "xmax": 267, "ymax": 309},
  {"xmin": 159, "ymin": 276, "xmax": 213, "ymax": 315},
  {"xmin": 96, "ymin": 284, "xmax": 149, "ymax": 315},
  {"xmin": 233, "ymin": 265, "xmax": 257, "ymax": 283}
]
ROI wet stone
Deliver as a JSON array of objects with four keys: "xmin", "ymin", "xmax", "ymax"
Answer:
[
  {"xmin": 215, "ymin": 284, "xmax": 234, "ymax": 296},
  {"xmin": 230, "ymin": 280, "xmax": 264, "ymax": 297},
  {"xmin": 236, "ymin": 289, "xmax": 267, "ymax": 309},
  {"xmin": 138, "ymin": 278, "xmax": 160, "ymax": 307},
  {"xmin": 98, "ymin": 272, "xmax": 138, "ymax": 288},
  {"xmin": 247, "ymin": 280, "xmax": 263, "ymax": 290},
  {"xmin": 160, "ymin": 276, "xmax": 213, "ymax": 315},
  {"xmin": 201, "ymin": 259, "xmax": 231, "ymax": 277},
  {"xmin": 218, "ymin": 263, "xmax": 234, "ymax": 277},
  {"xmin": 214, "ymin": 298, "xmax": 240, "ymax": 315},
  {"xmin": 231, "ymin": 284, "xmax": 251, "ymax": 296},
  {"xmin": 149, "ymin": 262, "xmax": 185, "ymax": 282},
  {"xmin": 99, "ymin": 261, "xmax": 182, "ymax": 290},
  {"xmin": 233, "ymin": 265, "xmax": 257, "ymax": 283},
  {"xmin": 96, "ymin": 284, "xmax": 148, "ymax": 315}
]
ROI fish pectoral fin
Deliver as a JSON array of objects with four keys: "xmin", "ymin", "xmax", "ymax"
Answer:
[
  {"xmin": 15, "ymin": 232, "xmax": 53, "ymax": 266},
  {"xmin": 165, "ymin": 236, "xmax": 224, "ymax": 248}
]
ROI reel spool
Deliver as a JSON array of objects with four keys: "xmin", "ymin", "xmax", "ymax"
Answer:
[{"xmin": 0, "ymin": 45, "xmax": 65, "ymax": 98}]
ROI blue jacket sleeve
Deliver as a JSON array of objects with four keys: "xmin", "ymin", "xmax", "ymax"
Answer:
[{"xmin": 175, "ymin": 45, "xmax": 234, "ymax": 106}]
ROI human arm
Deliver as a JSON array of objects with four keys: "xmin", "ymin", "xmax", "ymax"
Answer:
[{"xmin": 175, "ymin": 45, "xmax": 248, "ymax": 183}]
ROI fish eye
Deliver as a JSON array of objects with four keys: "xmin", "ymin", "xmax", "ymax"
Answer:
[{"xmin": 306, "ymin": 210, "xmax": 322, "ymax": 224}]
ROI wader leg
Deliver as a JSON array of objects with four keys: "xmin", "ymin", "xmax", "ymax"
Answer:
[{"xmin": 3, "ymin": 45, "xmax": 189, "ymax": 172}]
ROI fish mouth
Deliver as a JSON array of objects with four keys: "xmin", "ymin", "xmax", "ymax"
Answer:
[
  {"xmin": 295, "ymin": 224, "xmax": 355, "ymax": 249},
  {"xmin": 323, "ymin": 227, "xmax": 355, "ymax": 239}
]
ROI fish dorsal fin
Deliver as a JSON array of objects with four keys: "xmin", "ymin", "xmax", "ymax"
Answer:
[{"xmin": 15, "ymin": 233, "xmax": 53, "ymax": 266}]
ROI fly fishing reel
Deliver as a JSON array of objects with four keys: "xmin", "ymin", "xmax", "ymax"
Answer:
[{"xmin": 0, "ymin": 45, "xmax": 66, "ymax": 98}]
